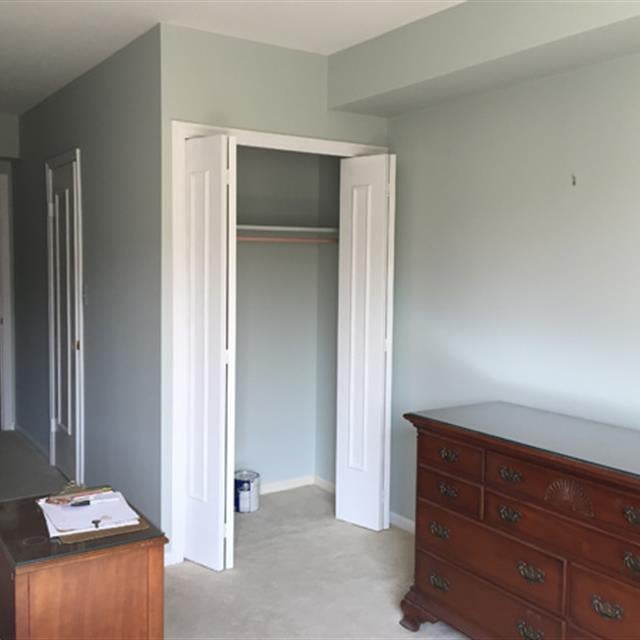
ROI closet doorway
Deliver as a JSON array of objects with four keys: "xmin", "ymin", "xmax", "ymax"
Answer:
[{"xmin": 169, "ymin": 123, "xmax": 396, "ymax": 571}]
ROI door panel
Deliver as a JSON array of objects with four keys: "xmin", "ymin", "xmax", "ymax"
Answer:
[
  {"xmin": 183, "ymin": 135, "xmax": 234, "ymax": 571},
  {"xmin": 336, "ymin": 154, "xmax": 395, "ymax": 531},
  {"xmin": 47, "ymin": 153, "xmax": 83, "ymax": 481}
]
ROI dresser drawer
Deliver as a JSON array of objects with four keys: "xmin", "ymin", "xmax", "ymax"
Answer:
[
  {"xmin": 418, "ymin": 431, "xmax": 483, "ymax": 481},
  {"xmin": 417, "ymin": 500, "xmax": 565, "ymax": 614},
  {"xmin": 416, "ymin": 550, "xmax": 563, "ymax": 640},
  {"xmin": 566, "ymin": 625, "xmax": 601, "ymax": 640},
  {"xmin": 417, "ymin": 468, "xmax": 482, "ymax": 519},
  {"xmin": 486, "ymin": 491, "xmax": 640, "ymax": 585},
  {"xmin": 569, "ymin": 565, "xmax": 640, "ymax": 640},
  {"xmin": 486, "ymin": 452, "xmax": 640, "ymax": 538}
]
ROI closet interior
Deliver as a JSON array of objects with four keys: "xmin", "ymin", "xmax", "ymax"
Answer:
[{"xmin": 235, "ymin": 146, "xmax": 341, "ymax": 518}]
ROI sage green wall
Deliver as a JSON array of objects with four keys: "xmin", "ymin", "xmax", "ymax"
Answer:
[
  {"xmin": 235, "ymin": 147, "xmax": 339, "ymax": 487},
  {"xmin": 16, "ymin": 28, "xmax": 162, "ymax": 523},
  {"xmin": 388, "ymin": 51, "xmax": 640, "ymax": 520},
  {"xmin": 160, "ymin": 24, "xmax": 387, "ymax": 529},
  {"xmin": 0, "ymin": 113, "xmax": 19, "ymax": 158}
]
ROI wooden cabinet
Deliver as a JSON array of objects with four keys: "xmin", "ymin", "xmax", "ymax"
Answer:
[
  {"xmin": 0, "ymin": 497, "xmax": 167, "ymax": 640},
  {"xmin": 401, "ymin": 402, "xmax": 640, "ymax": 640}
]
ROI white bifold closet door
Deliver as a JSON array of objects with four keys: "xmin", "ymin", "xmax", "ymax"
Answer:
[
  {"xmin": 336, "ymin": 154, "xmax": 396, "ymax": 532},
  {"xmin": 183, "ymin": 134, "xmax": 236, "ymax": 571},
  {"xmin": 181, "ymin": 139, "xmax": 394, "ymax": 571}
]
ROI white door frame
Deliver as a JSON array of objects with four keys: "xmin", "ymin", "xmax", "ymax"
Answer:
[
  {"xmin": 0, "ymin": 171, "xmax": 16, "ymax": 431},
  {"xmin": 165, "ymin": 121, "xmax": 390, "ymax": 566},
  {"xmin": 46, "ymin": 149, "xmax": 85, "ymax": 483}
]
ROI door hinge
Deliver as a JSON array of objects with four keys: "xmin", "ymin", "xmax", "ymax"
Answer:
[
  {"xmin": 225, "ymin": 169, "xmax": 232, "ymax": 185},
  {"xmin": 75, "ymin": 340, "xmax": 81, "ymax": 351}
]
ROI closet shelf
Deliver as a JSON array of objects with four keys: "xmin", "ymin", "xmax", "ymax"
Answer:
[{"xmin": 237, "ymin": 224, "xmax": 339, "ymax": 244}]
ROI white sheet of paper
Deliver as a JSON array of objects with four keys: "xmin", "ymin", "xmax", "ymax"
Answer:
[{"xmin": 37, "ymin": 491, "xmax": 139, "ymax": 536}]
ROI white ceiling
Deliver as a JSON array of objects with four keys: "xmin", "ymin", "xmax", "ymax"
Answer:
[{"xmin": 0, "ymin": 0, "xmax": 462, "ymax": 114}]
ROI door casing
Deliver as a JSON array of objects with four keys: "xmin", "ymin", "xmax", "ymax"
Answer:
[
  {"xmin": 0, "ymin": 171, "xmax": 15, "ymax": 432},
  {"xmin": 166, "ymin": 122, "xmax": 393, "ymax": 567}
]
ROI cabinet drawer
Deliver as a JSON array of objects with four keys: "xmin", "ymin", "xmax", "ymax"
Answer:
[
  {"xmin": 486, "ymin": 491, "xmax": 640, "ymax": 585},
  {"xmin": 416, "ymin": 500, "xmax": 564, "ymax": 614},
  {"xmin": 418, "ymin": 431, "xmax": 483, "ymax": 481},
  {"xmin": 569, "ymin": 565, "xmax": 640, "ymax": 640},
  {"xmin": 417, "ymin": 468, "xmax": 482, "ymax": 519},
  {"xmin": 486, "ymin": 452, "xmax": 640, "ymax": 538},
  {"xmin": 416, "ymin": 550, "xmax": 563, "ymax": 640}
]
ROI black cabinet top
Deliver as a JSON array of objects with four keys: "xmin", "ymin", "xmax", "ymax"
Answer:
[{"xmin": 0, "ymin": 496, "xmax": 165, "ymax": 568}]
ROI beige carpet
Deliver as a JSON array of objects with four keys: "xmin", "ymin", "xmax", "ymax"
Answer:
[
  {"xmin": 166, "ymin": 486, "xmax": 466, "ymax": 639},
  {"xmin": 0, "ymin": 431, "xmax": 66, "ymax": 501}
]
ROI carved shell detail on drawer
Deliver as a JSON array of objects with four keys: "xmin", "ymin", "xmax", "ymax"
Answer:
[{"xmin": 544, "ymin": 478, "xmax": 594, "ymax": 517}]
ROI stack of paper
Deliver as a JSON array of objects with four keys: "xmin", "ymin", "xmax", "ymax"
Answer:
[{"xmin": 37, "ymin": 491, "xmax": 139, "ymax": 538}]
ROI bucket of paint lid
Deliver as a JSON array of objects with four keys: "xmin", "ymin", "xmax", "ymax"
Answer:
[{"xmin": 235, "ymin": 470, "xmax": 260, "ymax": 513}]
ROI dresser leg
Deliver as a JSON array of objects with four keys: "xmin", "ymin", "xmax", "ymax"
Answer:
[{"xmin": 400, "ymin": 587, "xmax": 438, "ymax": 632}]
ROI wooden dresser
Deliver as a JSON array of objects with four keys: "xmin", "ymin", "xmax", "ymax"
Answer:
[
  {"xmin": 0, "ymin": 496, "xmax": 167, "ymax": 640},
  {"xmin": 400, "ymin": 402, "xmax": 640, "ymax": 640}
]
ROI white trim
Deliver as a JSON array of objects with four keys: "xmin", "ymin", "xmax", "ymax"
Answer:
[
  {"xmin": 166, "ymin": 120, "xmax": 390, "ymax": 568},
  {"xmin": 314, "ymin": 476, "xmax": 336, "ymax": 494},
  {"xmin": 0, "ymin": 172, "xmax": 15, "ymax": 431},
  {"xmin": 224, "ymin": 136, "xmax": 237, "ymax": 570},
  {"xmin": 45, "ymin": 149, "xmax": 85, "ymax": 483},
  {"xmin": 261, "ymin": 475, "xmax": 316, "ymax": 495},
  {"xmin": 164, "ymin": 548, "xmax": 183, "ymax": 567},
  {"xmin": 172, "ymin": 121, "xmax": 387, "ymax": 158},
  {"xmin": 390, "ymin": 511, "xmax": 415, "ymax": 534},
  {"xmin": 382, "ymin": 155, "xmax": 397, "ymax": 529}
]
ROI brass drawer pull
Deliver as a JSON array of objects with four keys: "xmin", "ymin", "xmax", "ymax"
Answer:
[
  {"xmin": 429, "ymin": 521, "xmax": 449, "ymax": 540},
  {"xmin": 592, "ymin": 595, "xmax": 624, "ymax": 621},
  {"xmin": 499, "ymin": 466, "xmax": 523, "ymax": 483},
  {"xmin": 439, "ymin": 447, "xmax": 458, "ymax": 464},
  {"xmin": 624, "ymin": 551, "xmax": 640, "ymax": 574},
  {"xmin": 623, "ymin": 505, "xmax": 640, "ymax": 526},
  {"xmin": 429, "ymin": 573, "xmax": 450, "ymax": 592},
  {"xmin": 517, "ymin": 620, "xmax": 544, "ymax": 640},
  {"xmin": 438, "ymin": 482, "xmax": 458, "ymax": 499},
  {"xmin": 499, "ymin": 504, "xmax": 522, "ymax": 524},
  {"xmin": 517, "ymin": 560, "xmax": 545, "ymax": 584}
]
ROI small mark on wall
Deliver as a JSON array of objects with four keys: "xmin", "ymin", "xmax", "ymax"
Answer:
[{"xmin": 571, "ymin": 174, "xmax": 577, "ymax": 186}]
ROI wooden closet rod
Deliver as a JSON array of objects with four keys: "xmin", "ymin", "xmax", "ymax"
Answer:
[{"xmin": 238, "ymin": 236, "xmax": 338, "ymax": 244}]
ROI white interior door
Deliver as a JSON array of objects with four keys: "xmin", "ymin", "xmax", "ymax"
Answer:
[
  {"xmin": 336, "ymin": 153, "xmax": 396, "ymax": 531},
  {"xmin": 47, "ymin": 150, "xmax": 84, "ymax": 482},
  {"xmin": 183, "ymin": 134, "xmax": 236, "ymax": 571}
]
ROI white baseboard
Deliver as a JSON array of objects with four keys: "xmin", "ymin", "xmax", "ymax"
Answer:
[
  {"xmin": 314, "ymin": 476, "xmax": 335, "ymax": 494},
  {"xmin": 260, "ymin": 475, "xmax": 316, "ymax": 495},
  {"xmin": 15, "ymin": 424, "xmax": 51, "ymax": 461},
  {"xmin": 390, "ymin": 511, "xmax": 415, "ymax": 533},
  {"xmin": 259, "ymin": 475, "xmax": 337, "ymax": 495}
]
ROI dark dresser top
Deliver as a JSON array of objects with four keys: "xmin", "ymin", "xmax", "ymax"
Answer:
[
  {"xmin": 408, "ymin": 402, "xmax": 640, "ymax": 478},
  {"xmin": 0, "ymin": 496, "xmax": 165, "ymax": 569}
]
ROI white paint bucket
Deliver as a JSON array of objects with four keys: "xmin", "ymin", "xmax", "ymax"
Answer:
[{"xmin": 234, "ymin": 470, "xmax": 260, "ymax": 513}]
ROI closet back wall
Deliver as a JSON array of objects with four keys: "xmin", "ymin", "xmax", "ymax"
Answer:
[{"xmin": 236, "ymin": 147, "xmax": 339, "ymax": 487}]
